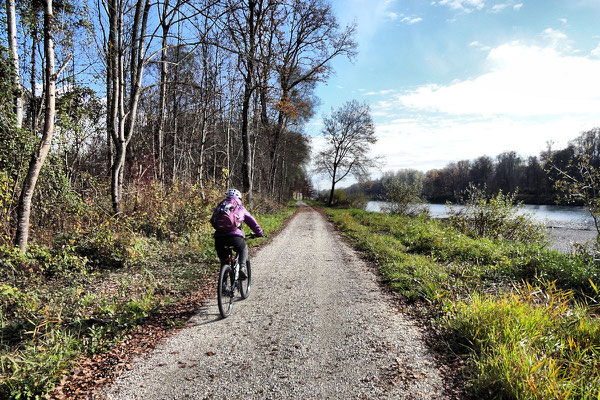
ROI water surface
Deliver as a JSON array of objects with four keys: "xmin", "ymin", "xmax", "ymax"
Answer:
[{"xmin": 366, "ymin": 201, "xmax": 595, "ymax": 230}]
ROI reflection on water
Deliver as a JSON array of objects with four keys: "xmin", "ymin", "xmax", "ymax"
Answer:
[{"xmin": 366, "ymin": 201, "xmax": 595, "ymax": 230}]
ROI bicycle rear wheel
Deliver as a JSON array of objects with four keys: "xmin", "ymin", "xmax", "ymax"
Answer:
[
  {"xmin": 217, "ymin": 264, "xmax": 234, "ymax": 318},
  {"xmin": 239, "ymin": 259, "xmax": 251, "ymax": 299}
]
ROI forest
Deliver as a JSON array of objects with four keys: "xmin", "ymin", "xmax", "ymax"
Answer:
[{"xmin": 1, "ymin": 0, "xmax": 356, "ymax": 251}]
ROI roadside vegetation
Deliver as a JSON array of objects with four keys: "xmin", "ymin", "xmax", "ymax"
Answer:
[
  {"xmin": 0, "ymin": 182, "xmax": 294, "ymax": 399},
  {"xmin": 324, "ymin": 191, "xmax": 600, "ymax": 399}
]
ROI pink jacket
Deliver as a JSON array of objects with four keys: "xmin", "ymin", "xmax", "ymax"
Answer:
[{"xmin": 214, "ymin": 196, "xmax": 263, "ymax": 238}]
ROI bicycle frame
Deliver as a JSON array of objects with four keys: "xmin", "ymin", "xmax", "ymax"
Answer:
[{"xmin": 226, "ymin": 250, "xmax": 240, "ymax": 279}]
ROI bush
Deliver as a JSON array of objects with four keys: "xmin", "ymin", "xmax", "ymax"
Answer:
[
  {"xmin": 251, "ymin": 193, "xmax": 285, "ymax": 214},
  {"xmin": 73, "ymin": 221, "xmax": 133, "ymax": 270},
  {"xmin": 448, "ymin": 185, "xmax": 547, "ymax": 245},
  {"xmin": 382, "ymin": 175, "xmax": 428, "ymax": 217},
  {"xmin": 132, "ymin": 182, "xmax": 225, "ymax": 240}
]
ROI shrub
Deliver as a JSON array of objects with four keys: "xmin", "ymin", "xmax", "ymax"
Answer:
[
  {"xmin": 382, "ymin": 175, "xmax": 428, "ymax": 217},
  {"xmin": 73, "ymin": 220, "xmax": 133, "ymax": 270},
  {"xmin": 251, "ymin": 193, "xmax": 285, "ymax": 214},
  {"xmin": 448, "ymin": 185, "xmax": 547, "ymax": 245},
  {"xmin": 129, "ymin": 182, "xmax": 220, "ymax": 239}
]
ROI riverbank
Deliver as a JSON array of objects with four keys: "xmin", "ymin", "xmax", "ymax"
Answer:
[
  {"xmin": 367, "ymin": 200, "xmax": 597, "ymax": 253},
  {"xmin": 548, "ymin": 226, "xmax": 598, "ymax": 253}
]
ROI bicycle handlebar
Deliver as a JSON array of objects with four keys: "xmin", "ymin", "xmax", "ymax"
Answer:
[{"xmin": 247, "ymin": 233, "xmax": 265, "ymax": 239}]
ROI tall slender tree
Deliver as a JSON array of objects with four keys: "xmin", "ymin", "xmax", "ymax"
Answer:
[
  {"xmin": 15, "ymin": 0, "xmax": 58, "ymax": 252},
  {"xmin": 104, "ymin": 0, "xmax": 152, "ymax": 214}
]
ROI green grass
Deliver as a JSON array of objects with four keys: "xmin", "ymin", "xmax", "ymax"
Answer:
[
  {"xmin": 446, "ymin": 284, "xmax": 600, "ymax": 399},
  {"xmin": 325, "ymin": 207, "xmax": 600, "ymax": 399},
  {"xmin": 0, "ymin": 206, "xmax": 295, "ymax": 399}
]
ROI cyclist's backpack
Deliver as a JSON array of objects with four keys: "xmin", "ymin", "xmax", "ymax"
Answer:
[{"xmin": 210, "ymin": 197, "xmax": 241, "ymax": 233}]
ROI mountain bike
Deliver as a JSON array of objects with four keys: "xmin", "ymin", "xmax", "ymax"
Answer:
[{"xmin": 217, "ymin": 234, "xmax": 260, "ymax": 318}]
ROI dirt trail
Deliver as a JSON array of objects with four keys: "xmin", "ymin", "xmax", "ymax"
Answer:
[{"xmin": 103, "ymin": 205, "xmax": 445, "ymax": 399}]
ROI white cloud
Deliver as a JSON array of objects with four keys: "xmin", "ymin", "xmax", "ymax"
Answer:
[
  {"xmin": 541, "ymin": 28, "xmax": 571, "ymax": 51},
  {"xmin": 333, "ymin": 0, "xmax": 399, "ymax": 46},
  {"xmin": 591, "ymin": 43, "xmax": 600, "ymax": 58},
  {"xmin": 364, "ymin": 89, "xmax": 397, "ymax": 96},
  {"xmin": 490, "ymin": 3, "xmax": 509, "ymax": 13},
  {"xmin": 513, "ymin": 3, "xmax": 523, "ymax": 10},
  {"xmin": 541, "ymin": 28, "xmax": 568, "ymax": 42},
  {"xmin": 353, "ymin": 41, "xmax": 600, "ymax": 173},
  {"xmin": 559, "ymin": 18, "xmax": 568, "ymax": 24},
  {"xmin": 438, "ymin": 0, "xmax": 485, "ymax": 12},
  {"xmin": 401, "ymin": 16, "xmax": 423, "ymax": 24},
  {"xmin": 396, "ymin": 42, "xmax": 600, "ymax": 116}
]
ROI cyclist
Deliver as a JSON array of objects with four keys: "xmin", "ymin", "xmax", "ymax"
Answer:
[{"xmin": 212, "ymin": 189, "xmax": 263, "ymax": 280}]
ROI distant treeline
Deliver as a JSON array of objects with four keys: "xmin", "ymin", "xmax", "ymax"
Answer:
[{"xmin": 345, "ymin": 128, "xmax": 600, "ymax": 205}]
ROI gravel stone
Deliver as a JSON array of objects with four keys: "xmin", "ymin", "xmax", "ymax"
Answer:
[{"xmin": 102, "ymin": 206, "xmax": 446, "ymax": 399}]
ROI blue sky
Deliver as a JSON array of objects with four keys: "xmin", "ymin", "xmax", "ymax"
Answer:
[{"xmin": 309, "ymin": 0, "xmax": 600, "ymax": 189}]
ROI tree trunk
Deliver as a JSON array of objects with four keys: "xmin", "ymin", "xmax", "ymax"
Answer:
[
  {"xmin": 198, "ymin": 110, "xmax": 207, "ymax": 198},
  {"xmin": 155, "ymin": 16, "xmax": 169, "ymax": 183},
  {"xmin": 15, "ymin": 0, "xmax": 56, "ymax": 252},
  {"xmin": 239, "ymin": 0, "xmax": 257, "ymax": 204},
  {"xmin": 328, "ymin": 166, "xmax": 337, "ymax": 207},
  {"xmin": 30, "ymin": 23, "xmax": 38, "ymax": 134},
  {"xmin": 269, "ymin": 87, "xmax": 288, "ymax": 194},
  {"xmin": 226, "ymin": 117, "xmax": 231, "ymax": 187},
  {"xmin": 111, "ymin": 140, "xmax": 126, "ymax": 213},
  {"xmin": 6, "ymin": 0, "xmax": 23, "ymax": 129},
  {"xmin": 241, "ymin": 80, "xmax": 253, "ymax": 203},
  {"xmin": 107, "ymin": 0, "xmax": 150, "ymax": 214}
]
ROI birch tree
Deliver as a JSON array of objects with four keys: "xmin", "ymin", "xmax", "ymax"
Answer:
[{"xmin": 15, "ymin": 0, "xmax": 59, "ymax": 252}]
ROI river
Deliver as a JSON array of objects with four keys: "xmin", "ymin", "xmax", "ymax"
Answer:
[{"xmin": 366, "ymin": 201, "xmax": 596, "ymax": 230}]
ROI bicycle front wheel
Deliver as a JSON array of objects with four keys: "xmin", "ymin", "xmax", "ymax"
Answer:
[
  {"xmin": 217, "ymin": 264, "xmax": 234, "ymax": 318},
  {"xmin": 239, "ymin": 259, "xmax": 251, "ymax": 299}
]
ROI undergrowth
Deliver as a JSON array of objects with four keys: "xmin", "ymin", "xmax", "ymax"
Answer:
[{"xmin": 326, "ymin": 207, "xmax": 600, "ymax": 399}]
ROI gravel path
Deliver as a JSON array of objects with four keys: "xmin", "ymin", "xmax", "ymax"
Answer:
[{"xmin": 102, "ymin": 206, "xmax": 445, "ymax": 399}]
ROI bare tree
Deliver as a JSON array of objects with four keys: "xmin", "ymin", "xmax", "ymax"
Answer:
[
  {"xmin": 314, "ymin": 100, "xmax": 378, "ymax": 206},
  {"xmin": 267, "ymin": 0, "xmax": 356, "ymax": 194},
  {"xmin": 104, "ymin": 0, "xmax": 152, "ymax": 214},
  {"xmin": 155, "ymin": 0, "xmax": 184, "ymax": 183},
  {"xmin": 15, "ymin": 0, "xmax": 59, "ymax": 252},
  {"xmin": 221, "ymin": 0, "xmax": 278, "ymax": 203}
]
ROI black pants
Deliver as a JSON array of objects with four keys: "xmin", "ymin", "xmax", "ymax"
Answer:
[{"xmin": 215, "ymin": 235, "xmax": 248, "ymax": 268}]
